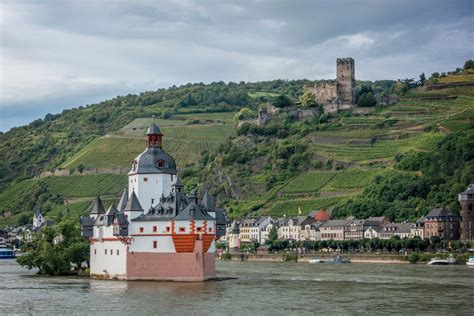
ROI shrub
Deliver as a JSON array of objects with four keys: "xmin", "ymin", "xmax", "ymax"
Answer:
[
  {"xmin": 283, "ymin": 253, "xmax": 298, "ymax": 262},
  {"xmin": 408, "ymin": 252, "xmax": 420, "ymax": 263}
]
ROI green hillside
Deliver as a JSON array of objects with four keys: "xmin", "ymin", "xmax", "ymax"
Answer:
[{"xmin": 1, "ymin": 67, "xmax": 473, "ymax": 227}]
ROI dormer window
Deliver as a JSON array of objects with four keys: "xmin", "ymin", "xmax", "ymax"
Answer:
[
  {"xmin": 157, "ymin": 159, "xmax": 165, "ymax": 168},
  {"xmin": 132, "ymin": 160, "xmax": 138, "ymax": 171}
]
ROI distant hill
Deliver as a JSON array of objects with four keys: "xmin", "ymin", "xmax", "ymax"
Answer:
[{"xmin": 0, "ymin": 70, "xmax": 473, "ymax": 228}]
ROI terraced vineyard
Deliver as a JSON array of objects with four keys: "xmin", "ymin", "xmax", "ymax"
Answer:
[
  {"xmin": 43, "ymin": 174, "xmax": 127, "ymax": 198},
  {"xmin": 62, "ymin": 120, "xmax": 234, "ymax": 169},
  {"xmin": 264, "ymin": 195, "xmax": 352, "ymax": 217},
  {"xmin": 311, "ymin": 132, "xmax": 443, "ymax": 163},
  {"xmin": 280, "ymin": 172, "xmax": 335, "ymax": 193},
  {"xmin": 0, "ymin": 179, "xmax": 38, "ymax": 212}
]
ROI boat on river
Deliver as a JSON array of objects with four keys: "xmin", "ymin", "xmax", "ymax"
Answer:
[
  {"xmin": 309, "ymin": 257, "xmax": 322, "ymax": 264},
  {"xmin": 427, "ymin": 256, "xmax": 456, "ymax": 265},
  {"xmin": 0, "ymin": 246, "xmax": 16, "ymax": 259},
  {"xmin": 466, "ymin": 256, "xmax": 474, "ymax": 266}
]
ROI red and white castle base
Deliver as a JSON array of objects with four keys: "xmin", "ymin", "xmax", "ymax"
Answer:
[{"xmin": 81, "ymin": 120, "xmax": 225, "ymax": 281}]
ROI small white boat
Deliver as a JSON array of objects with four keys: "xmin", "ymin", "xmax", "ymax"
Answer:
[
  {"xmin": 309, "ymin": 257, "xmax": 322, "ymax": 264},
  {"xmin": 466, "ymin": 256, "xmax": 474, "ymax": 266},
  {"xmin": 427, "ymin": 256, "xmax": 456, "ymax": 265}
]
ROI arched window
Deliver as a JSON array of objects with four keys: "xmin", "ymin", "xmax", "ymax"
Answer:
[{"xmin": 157, "ymin": 159, "xmax": 165, "ymax": 168}]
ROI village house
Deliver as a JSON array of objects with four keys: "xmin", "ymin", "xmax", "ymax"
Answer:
[
  {"xmin": 299, "ymin": 217, "xmax": 323, "ymax": 241},
  {"xmin": 239, "ymin": 218, "xmax": 258, "ymax": 242},
  {"xmin": 364, "ymin": 225, "xmax": 383, "ymax": 239},
  {"xmin": 320, "ymin": 219, "xmax": 348, "ymax": 240},
  {"xmin": 423, "ymin": 208, "xmax": 460, "ymax": 240},
  {"xmin": 394, "ymin": 223, "xmax": 415, "ymax": 239},
  {"xmin": 379, "ymin": 223, "xmax": 400, "ymax": 240}
]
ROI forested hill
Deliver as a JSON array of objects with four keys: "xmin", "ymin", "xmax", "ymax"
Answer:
[
  {"xmin": 1, "ymin": 63, "xmax": 473, "ymax": 227},
  {"xmin": 0, "ymin": 80, "xmax": 308, "ymax": 187}
]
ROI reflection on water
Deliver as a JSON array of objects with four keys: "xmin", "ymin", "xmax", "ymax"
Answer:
[{"xmin": 1, "ymin": 259, "xmax": 473, "ymax": 315}]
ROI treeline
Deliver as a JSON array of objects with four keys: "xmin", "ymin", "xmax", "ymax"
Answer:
[
  {"xmin": 266, "ymin": 236, "xmax": 471, "ymax": 253},
  {"xmin": 332, "ymin": 130, "xmax": 474, "ymax": 221}
]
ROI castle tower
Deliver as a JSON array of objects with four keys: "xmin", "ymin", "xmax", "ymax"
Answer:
[
  {"xmin": 229, "ymin": 220, "xmax": 240, "ymax": 252},
  {"xmin": 336, "ymin": 57, "xmax": 355, "ymax": 104},
  {"xmin": 128, "ymin": 118, "xmax": 177, "ymax": 210},
  {"xmin": 459, "ymin": 184, "xmax": 474, "ymax": 241}
]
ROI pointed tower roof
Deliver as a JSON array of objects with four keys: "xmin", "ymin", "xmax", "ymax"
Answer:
[
  {"xmin": 123, "ymin": 190, "xmax": 144, "ymax": 212},
  {"xmin": 34, "ymin": 206, "xmax": 42, "ymax": 217},
  {"xmin": 90, "ymin": 196, "xmax": 105, "ymax": 215},
  {"xmin": 201, "ymin": 190, "xmax": 215, "ymax": 211},
  {"xmin": 117, "ymin": 187, "xmax": 129, "ymax": 212},
  {"xmin": 172, "ymin": 174, "xmax": 184, "ymax": 188},
  {"xmin": 105, "ymin": 204, "xmax": 119, "ymax": 216},
  {"xmin": 231, "ymin": 220, "xmax": 240, "ymax": 234}
]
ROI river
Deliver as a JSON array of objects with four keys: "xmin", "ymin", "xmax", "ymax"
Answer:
[{"xmin": 0, "ymin": 259, "xmax": 473, "ymax": 315}]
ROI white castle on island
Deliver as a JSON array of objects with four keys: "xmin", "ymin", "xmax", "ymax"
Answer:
[{"xmin": 80, "ymin": 119, "xmax": 226, "ymax": 281}]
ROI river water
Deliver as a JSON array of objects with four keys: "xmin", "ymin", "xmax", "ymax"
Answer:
[{"xmin": 0, "ymin": 259, "xmax": 473, "ymax": 315}]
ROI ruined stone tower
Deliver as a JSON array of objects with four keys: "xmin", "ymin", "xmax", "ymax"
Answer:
[
  {"xmin": 459, "ymin": 184, "xmax": 474, "ymax": 241},
  {"xmin": 336, "ymin": 57, "xmax": 355, "ymax": 104}
]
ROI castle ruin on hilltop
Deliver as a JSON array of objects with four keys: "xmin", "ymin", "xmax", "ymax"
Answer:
[{"xmin": 306, "ymin": 57, "xmax": 356, "ymax": 113}]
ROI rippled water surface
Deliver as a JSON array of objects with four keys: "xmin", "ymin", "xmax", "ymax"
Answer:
[{"xmin": 1, "ymin": 259, "xmax": 473, "ymax": 315}]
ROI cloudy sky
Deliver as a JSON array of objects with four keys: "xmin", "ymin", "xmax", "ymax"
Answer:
[{"xmin": 1, "ymin": 0, "xmax": 473, "ymax": 131}]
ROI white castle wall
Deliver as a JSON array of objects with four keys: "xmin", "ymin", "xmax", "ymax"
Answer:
[
  {"xmin": 90, "ymin": 241, "xmax": 127, "ymax": 278},
  {"xmin": 128, "ymin": 173, "xmax": 175, "ymax": 210}
]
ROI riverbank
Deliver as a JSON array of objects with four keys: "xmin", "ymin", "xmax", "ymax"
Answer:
[{"xmin": 222, "ymin": 253, "xmax": 408, "ymax": 264}]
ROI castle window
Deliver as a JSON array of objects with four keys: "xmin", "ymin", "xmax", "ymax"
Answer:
[
  {"xmin": 208, "ymin": 227, "xmax": 213, "ymax": 233},
  {"xmin": 105, "ymin": 249, "xmax": 107, "ymax": 255},
  {"xmin": 157, "ymin": 159, "xmax": 165, "ymax": 168},
  {"xmin": 153, "ymin": 226, "xmax": 157, "ymax": 232},
  {"xmin": 179, "ymin": 227, "xmax": 185, "ymax": 233},
  {"xmin": 94, "ymin": 249, "xmax": 97, "ymax": 255},
  {"xmin": 153, "ymin": 241, "xmax": 157, "ymax": 249},
  {"xmin": 144, "ymin": 177, "xmax": 148, "ymax": 182},
  {"xmin": 117, "ymin": 249, "xmax": 120, "ymax": 255},
  {"xmin": 139, "ymin": 227, "xmax": 144, "ymax": 233},
  {"xmin": 166, "ymin": 226, "xmax": 171, "ymax": 233},
  {"xmin": 196, "ymin": 227, "xmax": 203, "ymax": 232},
  {"xmin": 110, "ymin": 249, "xmax": 113, "ymax": 255}
]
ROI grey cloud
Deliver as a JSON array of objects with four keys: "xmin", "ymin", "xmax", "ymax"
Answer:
[{"xmin": 1, "ymin": 0, "xmax": 473, "ymax": 131}]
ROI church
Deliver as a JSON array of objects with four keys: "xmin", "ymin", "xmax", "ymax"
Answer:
[{"xmin": 80, "ymin": 119, "xmax": 226, "ymax": 281}]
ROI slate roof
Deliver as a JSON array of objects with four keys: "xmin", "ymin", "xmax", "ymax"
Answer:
[
  {"xmin": 80, "ymin": 216, "xmax": 94, "ymax": 227},
  {"xmin": 201, "ymin": 190, "xmax": 215, "ymax": 211},
  {"xmin": 426, "ymin": 208, "xmax": 458, "ymax": 218},
  {"xmin": 147, "ymin": 122, "xmax": 161, "ymax": 135},
  {"xmin": 321, "ymin": 219, "xmax": 349, "ymax": 228},
  {"xmin": 117, "ymin": 188, "xmax": 128, "ymax": 212},
  {"xmin": 129, "ymin": 147, "xmax": 177, "ymax": 174},
  {"xmin": 230, "ymin": 220, "xmax": 240, "ymax": 234},
  {"xmin": 90, "ymin": 196, "xmax": 105, "ymax": 215},
  {"xmin": 104, "ymin": 204, "xmax": 119, "ymax": 225},
  {"xmin": 459, "ymin": 184, "xmax": 474, "ymax": 195},
  {"xmin": 113, "ymin": 213, "xmax": 129, "ymax": 226},
  {"xmin": 214, "ymin": 209, "xmax": 228, "ymax": 226},
  {"xmin": 173, "ymin": 202, "xmax": 214, "ymax": 221},
  {"xmin": 132, "ymin": 191, "xmax": 189, "ymax": 222},
  {"xmin": 396, "ymin": 223, "xmax": 414, "ymax": 234},
  {"xmin": 123, "ymin": 191, "xmax": 144, "ymax": 212}
]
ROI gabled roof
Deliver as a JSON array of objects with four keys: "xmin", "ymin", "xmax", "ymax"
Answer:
[
  {"xmin": 104, "ymin": 204, "xmax": 119, "ymax": 225},
  {"xmin": 117, "ymin": 188, "xmax": 128, "ymax": 212},
  {"xmin": 426, "ymin": 208, "xmax": 458, "ymax": 218},
  {"xmin": 80, "ymin": 216, "xmax": 94, "ymax": 226},
  {"xmin": 201, "ymin": 190, "xmax": 215, "ymax": 211},
  {"xmin": 395, "ymin": 223, "xmax": 414, "ymax": 234},
  {"xmin": 123, "ymin": 191, "xmax": 144, "ymax": 212},
  {"xmin": 173, "ymin": 202, "xmax": 214, "ymax": 221},
  {"xmin": 113, "ymin": 213, "xmax": 129, "ymax": 226},
  {"xmin": 321, "ymin": 219, "xmax": 349, "ymax": 228},
  {"xmin": 90, "ymin": 196, "xmax": 105, "ymax": 215}
]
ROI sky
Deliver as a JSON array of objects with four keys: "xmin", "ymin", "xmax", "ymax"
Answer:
[{"xmin": 0, "ymin": 0, "xmax": 473, "ymax": 131}]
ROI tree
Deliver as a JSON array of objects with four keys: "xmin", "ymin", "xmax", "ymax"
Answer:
[
  {"xmin": 267, "ymin": 226, "xmax": 278, "ymax": 244},
  {"xmin": 463, "ymin": 59, "xmax": 474, "ymax": 70},
  {"xmin": 357, "ymin": 92, "xmax": 377, "ymax": 107},
  {"xmin": 17, "ymin": 219, "xmax": 89, "ymax": 275},
  {"xmin": 299, "ymin": 91, "xmax": 319, "ymax": 107},
  {"xmin": 273, "ymin": 94, "xmax": 293, "ymax": 108},
  {"xmin": 419, "ymin": 73, "xmax": 426, "ymax": 86}
]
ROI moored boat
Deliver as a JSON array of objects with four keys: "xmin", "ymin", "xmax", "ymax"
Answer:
[
  {"xmin": 0, "ymin": 246, "xmax": 16, "ymax": 259},
  {"xmin": 309, "ymin": 257, "xmax": 322, "ymax": 264},
  {"xmin": 466, "ymin": 256, "xmax": 474, "ymax": 266},
  {"xmin": 427, "ymin": 255, "xmax": 456, "ymax": 265}
]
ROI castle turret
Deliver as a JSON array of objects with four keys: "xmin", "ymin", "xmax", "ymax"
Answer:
[
  {"xmin": 89, "ymin": 196, "xmax": 105, "ymax": 221},
  {"xmin": 117, "ymin": 187, "xmax": 128, "ymax": 212},
  {"xmin": 123, "ymin": 190, "xmax": 144, "ymax": 221},
  {"xmin": 459, "ymin": 184, "xmax": 474, "ymax": 241},
  {"xmin": 128, "ymin": 117, "xmax": 177, "ymax": 210},
  {"xmin": 229, "ymin": 220, "xmax": 240, "ymax": 252}
]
